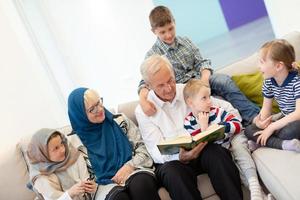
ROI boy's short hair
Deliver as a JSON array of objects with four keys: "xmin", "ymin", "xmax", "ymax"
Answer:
[
  {"xmin": 149, "ymin": 6, "xmax": 175, "ymax": 29},
  {"xmin": 183, "ymin": 79, "xmax": 210, "ymax": 102}
]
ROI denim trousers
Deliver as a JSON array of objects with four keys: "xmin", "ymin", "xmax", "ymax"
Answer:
[{"xmin": 209, "ymin": 73, "xmax": 260, "ymax": 126}]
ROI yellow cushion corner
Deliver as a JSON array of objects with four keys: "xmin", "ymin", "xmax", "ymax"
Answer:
[{"xmin": 232, "ymin": 71, "xmax": 280, "ymax": 113}]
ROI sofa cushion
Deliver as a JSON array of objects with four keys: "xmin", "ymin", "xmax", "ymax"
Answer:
[
  {"xmin": 231, "ymin": 71, "xmax": 280, "ymax": 113},
  {"xmin": 0, "ymin": 143, "xmax": 35, "ymax": 200},
  {"xmin": 118, "ymin": 100, "xmax": 139, "ymax": 125},
  {"xmin": 252, "ymin": 147, "xmax": 300, "ymax": 200}
]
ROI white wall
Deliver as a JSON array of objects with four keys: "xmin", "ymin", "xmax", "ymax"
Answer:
[
  {"xmin": 33, "ymin": 0, "xmax": 155, "ymax": 108},
  {"xmin": 264, "ymin": 0, "xmax": 300, "ymax": 38},
  {"xmin": 0, "ymin": 1, "xmax": 68, "ymax": 154},
  {"xmin": 0, "ymin": 0, "xmax": 155, "ymax": 153}
]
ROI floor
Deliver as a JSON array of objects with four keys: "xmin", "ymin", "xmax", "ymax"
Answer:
[{"xmin": 198, "ymin": 16, "xmax": 275, "ymax": 70}]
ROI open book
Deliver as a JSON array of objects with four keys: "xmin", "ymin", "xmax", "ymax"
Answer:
[{"xmin": 157, "ymin": 124, "xmax": 225, "ymax": 155}]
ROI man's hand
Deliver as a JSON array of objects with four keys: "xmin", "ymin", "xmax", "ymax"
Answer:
[
  {"xmin": 111, "ymin": 164, "xmax": 134, "ymax": 185},
  {"xmin": 254, "ymin": 114, "xmax": 272, "ymax": 129},
  {"xmin": 139, "ymin": 87, "xmax": 157, "ymax": 116},
  {"xmin": 197, "ymin": 112, "xmax": 209, "ymax": 131},
  {"xmin": 179, "ymin": 142, "xmax": 207, "ymax": 164}
]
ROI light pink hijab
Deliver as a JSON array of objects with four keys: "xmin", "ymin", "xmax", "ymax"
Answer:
[{"xmin": 27, "ymin": 128, "xmax": 79, "ymax": 183}]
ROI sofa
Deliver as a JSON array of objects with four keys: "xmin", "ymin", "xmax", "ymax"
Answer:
[
  {"xmin": 117, "ymin": 31, "xmax": 300, "ymax": 200},
  {"xmin": 1, "ymin": 31, "xmax": 300, "ymax": 200}
]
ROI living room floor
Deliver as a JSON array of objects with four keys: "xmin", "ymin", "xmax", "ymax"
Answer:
[{"xmin": 198, "ymin": 16, "xmax": 275, "ymax": 70}]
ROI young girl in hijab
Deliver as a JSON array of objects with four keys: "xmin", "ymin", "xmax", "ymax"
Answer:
[
  {"xmin": 245, "ymin": 39, "xmax": 300, "ymax": 152},
  {"xmin": 68, "ymin": 88, "xmax": 160, "ymax": 200},
  {"xmin": 27, "ymin": 128, "xmax": 97, "ymax": 200}
]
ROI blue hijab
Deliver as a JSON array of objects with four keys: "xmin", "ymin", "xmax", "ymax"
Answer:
[{"xmin": 68, "ymin": 88, "xmax": 132, "ymax": 185}]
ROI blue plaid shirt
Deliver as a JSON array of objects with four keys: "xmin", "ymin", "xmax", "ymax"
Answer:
[{"xmin": 139, "ymin": 36, "xmax": 212, "ymax": 90}]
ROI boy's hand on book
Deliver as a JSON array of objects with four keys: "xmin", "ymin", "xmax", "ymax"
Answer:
[
  {"xmin": 197, "ymin": 112, "xmax": 209, "ymax": 131},
  {"xmin": 179, "ymin": 142, "xmax": 208, "ymax": 164}
]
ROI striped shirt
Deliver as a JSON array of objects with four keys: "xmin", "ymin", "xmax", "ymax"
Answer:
[
  {"xmin": 138, "ymin": 36, "xmax": 212, "ymax": 90},
  {"xmin": 263, "ymin": 71, "xmax": 300, "ymax": 115},
  {"xmin": 184, "ymin": 106, "xmax": 242, "ymax": 148}
]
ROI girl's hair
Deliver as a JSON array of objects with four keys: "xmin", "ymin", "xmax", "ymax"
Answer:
[
  {"xmin": 149, "ymin": 6, "xmax": 175, "ymax": 29},
  {"xmin": 260, "ymin": 39, "xmax": 300, "ymax": 72},
  {"xmin": 183, "ymin": 79, "xmax": 210, "ymax": 103}
]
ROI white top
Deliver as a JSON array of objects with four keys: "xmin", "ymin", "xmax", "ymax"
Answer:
[
  {"xmin": 34, "ymin": 155, "xmax": 89, "ymax": 200},
  {"xmin": 135, "ymin": 84, "xmax": 241, "ymax": 164}
]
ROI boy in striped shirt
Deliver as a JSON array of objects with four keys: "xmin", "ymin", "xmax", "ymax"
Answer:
[
  {"xmin": 183, "ymin": 79, "xmax": 269, "ymax": 200},
  {"xmin": 183, "ymin": 79, "xmax": 242, "ymax": 148}
]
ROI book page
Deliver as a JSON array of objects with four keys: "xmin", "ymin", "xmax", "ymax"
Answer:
[
  {"xmin": 192, "ymin": 124, "xmax": 225, "ymax": 141},
  {"xmin": 158, "ymin": 135, "xmax": 192, "ymax": 145}
]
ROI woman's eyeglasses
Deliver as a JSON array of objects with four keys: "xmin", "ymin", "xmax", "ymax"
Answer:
[{"xmin": 87, "ymin": 97, "xmax": 103, "ymax": 114}]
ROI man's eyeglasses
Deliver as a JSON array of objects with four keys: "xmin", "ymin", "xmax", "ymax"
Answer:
[{"xmin": 87, "ymin": 97, "xmax": 103, "ymax": 114}]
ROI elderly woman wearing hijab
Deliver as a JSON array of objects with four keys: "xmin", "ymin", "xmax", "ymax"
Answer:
[
  {"xmin": 67, "ymin": 88, "xmax": 160, "ymax": 200},
  {"xmin": 27, "ymin": 128, "xmax": 97, "ymax": 200}
]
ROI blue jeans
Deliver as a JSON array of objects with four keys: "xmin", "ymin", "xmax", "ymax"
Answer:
[{"xmin": 209, "ymin": 73, "xmax": 260, "ymax": 125}]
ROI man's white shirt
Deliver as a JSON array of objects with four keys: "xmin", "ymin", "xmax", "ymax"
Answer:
[{"xmin": 135, "ymin": 84, "xmax": 241, "ymax": 164}]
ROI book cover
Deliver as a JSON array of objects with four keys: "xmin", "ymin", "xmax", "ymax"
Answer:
[{"xmin": 157, "ymin": 125, "xmax": 225, "ymax": 155}]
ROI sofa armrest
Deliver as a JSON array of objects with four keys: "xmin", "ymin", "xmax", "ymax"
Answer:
[
  {"xmin": 0, "ymin": 146, "xmax": 35, "ymax": 200},
  {"xmin": 253, "ymin": 148, "xmax": 300, "ymax": 200}
]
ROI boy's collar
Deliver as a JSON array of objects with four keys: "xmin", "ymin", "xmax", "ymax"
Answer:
[{"xmin": 157, "ymin": 36, "xmax": 180, "ymax": 51}]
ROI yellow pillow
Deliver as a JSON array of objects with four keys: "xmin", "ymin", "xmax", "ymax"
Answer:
[{"xmin": 232, "ymin": 71, "xmax": 280, "ymax": 113}]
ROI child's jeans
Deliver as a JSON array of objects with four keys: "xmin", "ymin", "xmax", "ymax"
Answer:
[
  {"xmin": 209, "ymin": 73, "xmax": 260, "ymax": 126},
  {"xmin": 245, "ymin": 120, "xmax": 300, "ymax": 149}
]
